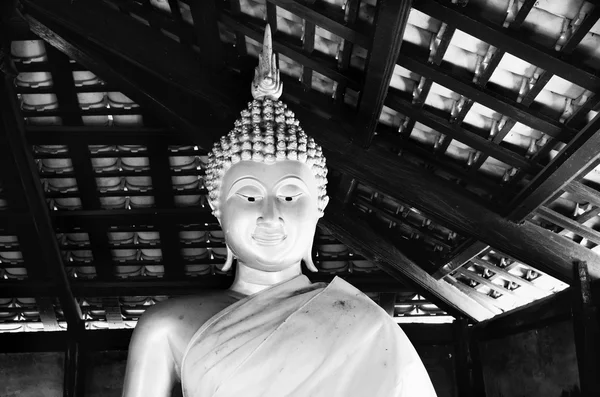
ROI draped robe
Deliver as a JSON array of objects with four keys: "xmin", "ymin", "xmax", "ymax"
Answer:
[{"xmin": 181, "ymin": 275, "xmax": 437, "ymax": 397}]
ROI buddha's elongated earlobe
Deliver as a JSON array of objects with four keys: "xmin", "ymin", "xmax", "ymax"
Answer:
[
  {"xmin": 221, "ymin": 246, "xmax": 234, "ymax": 272},
  {"xmin": 304, "ymin": 245, "xmax": 318, "ymax": 273}
]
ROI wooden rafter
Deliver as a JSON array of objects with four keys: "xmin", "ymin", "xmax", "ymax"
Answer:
[
  {"xmin": 23, "ymin": 14, "xmax": 216, "ymax": 149},
  {"xmin": 307, "ymin": 115, "xmax": 600, "ymax": 283},
  {"xmin": 0, "ymin": 77, "xmax": 83, "ymax": 330},
  {"xmin": 572, "ymin": 262, "xmax": 600, "ymax": 394},
  {"xmin": 23, "ymin": 0, "xmax": 239, "ymax": 136},
  {"xmin": 45, "ymin": 46, "xmax": 115, "ymax": 281},
  {"xmin": 301, "ymin": 15, "xmax": 316, "ymax": 90},
  {"xmin": 398, "ymin": 24, "xmax": 455, "ymax": 141},
  {"xmin": 64, "ymin": 337, "xmax": 85, "ymax": 397},
  {"xmin": 406, "ymin": 0, "xmax": 534, "ymax": 152},
  {"xmin": 396, "ymin": 52, "xmax": 577, "ymax": 143},
  {"xmin": 219, "ymin": 12, "xmax": 360, "ymax": 90},
  {"xmin": 22, "ymin": 0, "xmax": 600, "ymax": 286},
  {"xmin": 385, "ymin": 92, "xmax": 540, "ymax": 173},
  {"xmin": 468, "ymin": 4, "xmax": 600, "ymax": 177},
  {"xmin": 333, "ymin": 0, "xmax": 360, "ymax": 107},
  {"xmin": 356, "ymin": 0, "xmax": 412, "ymax": 147},
  {"xmin": 189, "ymin": 0, "xmax": 224, "ymax": 70},
  {"xmin": 414, "ymin": 0, "xmax": 600, "ymax": 92},
  {"xmin": 322, "ymin": 201, "xmax": 495, "ymax": 321},
  {"xmin": 508, "ymin": 113, "xmax": 600, "ymax": 222},
  {"xmin": 0, "ymin": 273, "xmax": 404, "ymax": 298},
  {"xmin": 147, "ymin": 144, "xmax": 185, "ymax": 278},
  {"xmin": 267, "ymin": 0, "xmax": 369, "ymax": 48},
  {"xmin": 473, "ymin": 289, "xmax": 572, "ymax": 340},
  {"xmin": 433, "ymin": 239, "xmax": 489, "ymax": 280}
]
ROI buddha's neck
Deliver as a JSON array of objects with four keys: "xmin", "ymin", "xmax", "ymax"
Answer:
[{"xmin": 229, "ymin": 261, "xmax": 302, "ymax": 296}]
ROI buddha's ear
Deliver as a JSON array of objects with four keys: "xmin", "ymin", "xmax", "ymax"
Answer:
[
  {"xmin": 220, "ymin": 246, "xmax": 234, "ymax": 272},
  {"xmin": 318, "ymin": 196, "xmax": 329, "ymax": 218},
  {"xmin": 208, "ymin": 199, "xmax": 222, "ymax": 225}
]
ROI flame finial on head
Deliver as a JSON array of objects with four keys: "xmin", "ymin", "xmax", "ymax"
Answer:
[{"xmin": 251, "ymin": 24, "xmax": 283, "ymax": 100}]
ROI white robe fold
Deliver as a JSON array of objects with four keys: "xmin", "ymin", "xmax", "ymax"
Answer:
[{"xmin": 181, "ymin": 275, "xmax": 437, "ymax": 397}]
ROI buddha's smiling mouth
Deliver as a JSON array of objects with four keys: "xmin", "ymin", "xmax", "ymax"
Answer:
[{"xmin": 252, "ymin": 229, "xmax": 287, "ymax": 246}]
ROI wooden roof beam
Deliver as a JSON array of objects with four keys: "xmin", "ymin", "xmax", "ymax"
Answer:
[
  {"xmin": 147, "ymin": 144, "xmax": 186, "ymax": 278},
  {"xmin": 0, "ymin": 77, "xmax": 83, "ymax": 330},
  {"xmin": 398, "ymin": 25, "xmax": 455, "ymax": 141},
  {"xmin": 414, "ymin": 0, "xmax": 600, "ymax": 93},
  {"xmin": 355, "ymin": 0, "xmax": 412, "ymax": 147},
  {"xmin": 507, "ymin": 113, "xmax": 600, "ymax": 221},
  {"xmin": 322, "ymin": 201, "xmax": 496, "ymax": 321},
  {"xmin": 0, "ymin": 274, "xmax": 406, "ymax": 298},
  {"xmin": 302, "ymin": 106, "xmax": 600, "ymax": 283},
  {"xmin": 464, "ymin": 5, "xmax": 600, "ymax": 177},
  {"xmin": 433, "ymin": 239, "xmax": 490, "ymax": 280},
  {"xmin": 26, "ymin": 126, "xmax": 192, "ymax": 145},
  {"xmin": 385, "ymin": 91, "xmax": 541, "ymax": 173},
  {"xmin": 267, "ymin": 0, "xmax": 369, "ymax": 48},
  {"xmin": 397, "ymin": 52, "xmax": 577, "ymax": 142},
  {"xmin": 23, "ymin": 0, "xmax": 600, "ymax": 284},
  {"xmin": 45, "ymin": 46, "xmax": 115, "ymax": 281},
  {"xmin": 22, "ymin": 1, "xmax": 235, "ymax": 149},
  {"xmin": 428, "ymin": 0, "xmax": 537, "ymax": 157},
  {"xmin": 189, "ymin": 0, "xmax": 224, "ymax": 71},
  {"xmin": 218, "ymin": 12, "xmax": 360, "ymax": 90}
]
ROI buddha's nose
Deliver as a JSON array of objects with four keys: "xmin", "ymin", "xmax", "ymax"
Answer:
[{"xmin": 257, "ymin": 197, "xmax": 283, "ymax": 227}]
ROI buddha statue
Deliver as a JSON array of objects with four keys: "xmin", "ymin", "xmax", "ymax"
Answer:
[{"xmin": 122, "ymin": 26, "xmax": 437, "ymax": 397}]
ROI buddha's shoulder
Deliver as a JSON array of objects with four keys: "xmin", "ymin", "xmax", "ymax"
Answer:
[
  {"xmin": 325, "ymin": 277, "xmax": 390, "ymax": 319},
  {"xmin": 138, "ymin": 290, "xmax": 239, "ymax": 329}
]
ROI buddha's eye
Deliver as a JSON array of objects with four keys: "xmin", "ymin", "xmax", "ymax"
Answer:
[
  {"xmin": 278, "ymin": 193, "xmax": 302, "ymax": 202},
  {"xmin": 237, "ymin": 193, "xmax": 262, "ymax": 202}
]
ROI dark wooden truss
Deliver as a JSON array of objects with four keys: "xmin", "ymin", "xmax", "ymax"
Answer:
[{"xmin": 0, "ymin": 0, "xmax": 599, "ymax": 332}]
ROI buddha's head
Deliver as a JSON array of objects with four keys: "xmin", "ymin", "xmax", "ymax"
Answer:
[{"xmin": 205, "ymin": 25, "xmax": 328, "ymax": 273}]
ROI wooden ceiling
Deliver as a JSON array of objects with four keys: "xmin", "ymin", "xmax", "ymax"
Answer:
[{"xmin": 1, "ymin": 0, "xmax": 600, "ymax": 331}]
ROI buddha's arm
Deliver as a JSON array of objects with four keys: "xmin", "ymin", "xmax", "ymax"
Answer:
[
  {"xmin": 121, "ymin": 304, "xmax": 178, "ymax": 397},
  {"xmin": 122, "ymin": 294, "xmax": 237, "ymax": 397}
]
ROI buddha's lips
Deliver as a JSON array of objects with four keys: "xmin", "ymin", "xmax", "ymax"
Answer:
[{"xmin": 252, "ymin": 229, "xmax": 287, "ymax": 245}]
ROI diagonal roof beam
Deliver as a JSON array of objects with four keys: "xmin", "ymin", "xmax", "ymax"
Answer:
[
  {"xmin": 433, "ymin": 239, "xmax": 490, "ymax": 280},
  {"xmin": 431, "ymin": 0, "xmax": 535, "ymax": 156},
  {"xmin": 188, "ymin": 0, "xmax": 224, "ymax": 71},
  {"xmin": 23, "ymin": 0, "xmax": 600, "ymax": 284},
  {"xmin": 355, "ymin": 0, "xmax": 412, "ymax": 147},
  {"xmin": 22, "ymin": 0, "xmax": 240, "ymax": 149},
  {"xmin": 385, "ymin": 92, "xmax": 541, "ymax": 173},
  {"xmin": 467, "ymin": 5, "xmax": 600, "ymax": 177},
  {"xmin": 299, "ymin": 107, "xmax": 600, "ymax": 283},
  {"xmin": 507, "ymin": 113, "xmax": 600, "ymax": 222},
  {"xmin": 0, "ymin": 76, "xmax": 83, "ymax": 330},
  {"xmin": 397, "ymin": 53, "xmax": 578, "ymax": 143},
  {"xmin": 23, "ymin": 0, "xmax": 244, "ymax": 112},
  {"xmin": 414, "ymin": 0, "xmax": 600, "ymax": 93},
  {"xmin": 322, "ymin": 201, "xmax": 495, "ymax": 321},
  {"xmin": 267, "ymin": 0, "xmax": 370, "ymax": 48}
]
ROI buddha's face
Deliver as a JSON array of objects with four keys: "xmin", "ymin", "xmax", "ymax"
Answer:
[{"xmin": 218, "ymin": 160, "xmax": 326, "ymax": 272}]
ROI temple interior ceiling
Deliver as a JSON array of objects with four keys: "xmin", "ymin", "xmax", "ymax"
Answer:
[{"xmin": 1, "ymin": 0, "xmax": 600, "ymax": 331}]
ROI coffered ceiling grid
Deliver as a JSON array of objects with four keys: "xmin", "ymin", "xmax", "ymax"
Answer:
[
  {"xmin": 2, "ymin": 0, "xmax": 600, "ymax": 328},
  {"xmin": 2, "ymin": 35, "xmax": 449, "ymax": 329}
]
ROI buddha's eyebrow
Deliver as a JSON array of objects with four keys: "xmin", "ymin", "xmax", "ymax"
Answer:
[
  {"xmin": 226, "ymin": 177, "xmax": 266, "ymax": 199},
  {"xmin": 274, "ymin": 176, "xmax": 309, "ymax": 191}
]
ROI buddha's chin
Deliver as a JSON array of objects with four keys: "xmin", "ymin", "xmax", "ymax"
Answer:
[
  {"xmin": 245, "ymin": 251, "xmax": 304, "ymax": 272},
  {"xmin": 252, "ymin": 254, "xmax": 300, "ymax": 271}
]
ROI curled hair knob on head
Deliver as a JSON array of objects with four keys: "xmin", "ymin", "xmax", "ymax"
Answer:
[{"xmin": 206, "ymin": 24, "xmax": 328, "ymax": 220}]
